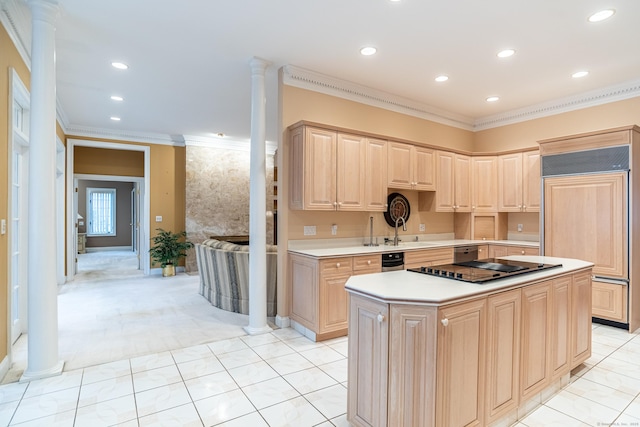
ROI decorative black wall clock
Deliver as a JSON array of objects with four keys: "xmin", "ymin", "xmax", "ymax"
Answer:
[{"xmin": 384, "ymin": 192, "xmax": 411, "ymax": 227}]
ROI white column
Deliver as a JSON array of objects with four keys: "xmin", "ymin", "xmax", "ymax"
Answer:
[
  {"xmin": 245, "ymin": 57, "xmax": 272, "ymax": 335},
  {"xmin": 22, "ymin": 0, "xmax": 63, "ymax": 381}
]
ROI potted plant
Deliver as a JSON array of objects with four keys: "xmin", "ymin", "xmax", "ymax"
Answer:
[{"xmin": 149, "ymin": 228, "xmax": 194, "ymax": 277}]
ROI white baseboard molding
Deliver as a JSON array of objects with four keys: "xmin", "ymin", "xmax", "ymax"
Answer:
[
  {"xmin": 0, "ymin": 355, "xmax": 9, "ymax": 383},
  {"xmin": 275, "ymin": 315, "xmax": 290, "ymax": 329},
  {"xmin": 291, "ymin": 320, "xmax": 317, "ymax": 341},
  {"xmin": 85, "ymin": 246, "xmax": 134, "ymax": 252}
]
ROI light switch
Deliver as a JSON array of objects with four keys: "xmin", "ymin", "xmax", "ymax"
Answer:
[
  {"xmin": 331, "ymin": 224, "xmax": 338, "ymax": 235},
  {"xmin": 0, "ymin": 219, "xmax": 5, "ymax": 235},
  {"xmin": 156, "ymin": 216, "xmax": 163, "ymax": 222}
]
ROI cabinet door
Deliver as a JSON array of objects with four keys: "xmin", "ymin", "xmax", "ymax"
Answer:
[
  {"xmin": 520, "ymin": 281, "xmax": 551, "ymax": 400},
  {"xmin": 364, "ymin": 138, "xmax": 388, "ymax": 211},
  {"xmin": 592, "ymin": 280, "xmax": 627, "ymax": 322},
  {"xmin": 485, "ymin": 290, "xmax": 521, "ymax": 425},
  {"xmin": 551, "ymin": 276, "xmax": 571, "ymax": 379},
  {"xmin": 388, "ymin": 142, "xmax": 413, "ymax": 189},
  {"xmin": 522, "ymin": 151, "xmax": 540, "ymax": 212},
  {"xmin": 544, "ymin": 173, "xmax": 627, "ymax": 279},
  {"xmin": 319, "ymin": 273, "xmax": 350, "ymax": 333},
  {"xmin": 477, "ymin": 244, "xmax": 489, "ymax": 259},
  {"xmin": 454, "ymin": 154, "xmax": 472, "ymax": 212},
  {"xmin": 348, "ymin": 295, "xmax": 389, "ymax": 427},
  {"xmin": 289, "ymin": 254, "xmax": 318, "ymax": 331},
  {"xmin": 571, "ymin": 272, "xmax": 592, "ymax": 367},
  {"xmin": 337, "ymin": 133, "xmax": 366, "ymax": 211},
  {"xmin": 389, "ymin": 305, "xmax": 438, "ymax": 426},
  {"xmin": 498, "ymin": 153, "xmax": 523, "ymax": 212},
  {"xmin": 436, "ymin": 299, "xmax": 486, "ymax": 427},
  {"xmin": 414, "ymin": 146, "xmax": 436, "ymax": 191},
  {"xmin": 488, "ymin": 245, "xmax": 509, "ymax": 258},
  {"xmin": 472, "ymin": 156, "xmax": 498, "ymax": 212},
  {"xmin": 436, "ymin": 151, "xmax": 455, "ymax": 212},
  {"xmin": 304, "ymin": 127, "xmax": 337, "ymax": 210}
]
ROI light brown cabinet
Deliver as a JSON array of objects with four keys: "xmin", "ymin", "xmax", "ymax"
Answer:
[
  {"xmin": 498, "ymin": 151, "xmax": 540, "ymax": 212},
  {"xmin": 387, "ymin": 142, "xmax": 436, "ymax": 191},
  {"xmin": 435, "ymin": 151, "xmax": 471, "ymax": 212},
  {"xmin": 472, "ymin": 156, "xmax": 498, "ymax": 212},
  {"xmin": 289, "ymin": 124, "xmax": 383, "ymax": 211},
  {"xmin": 488, "ymin": 244, "xmax": 539, "ymax": 258},
  {"xmin": 348, "ymin": 268, "xmax": 592, "ymax": 427},
  {"xmin": 289, "ymin": 252, "xmax": 381, "ymax": 341},
  {"xmin": 404, "ymin": 247, "xmax": 454, "ymax": 270},
  {"xmin": 592, "ymin": 280, "xmax": 627, "ymax": 322}
]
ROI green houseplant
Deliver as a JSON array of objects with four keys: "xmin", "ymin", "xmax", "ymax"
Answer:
[{"xmin": 149, "ymin": 228, "xmax": 194, "ymax": 277}]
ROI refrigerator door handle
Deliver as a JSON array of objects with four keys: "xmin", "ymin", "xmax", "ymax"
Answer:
[{"xmin": 592, "ymin": 276, "xmax": 629, "ymax": 285}]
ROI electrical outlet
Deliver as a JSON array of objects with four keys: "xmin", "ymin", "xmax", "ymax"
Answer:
[
  {"xmin": 517, "ymin": 223, "xmax": 523, "ymax": 232},
  {"xmin": 304, "ymin": 225, "xmax": 316, "ymax": 236},
  {"xmin": 331, "ymin": 224, "xmax": 338, "ymax": 235},
  {"xmin": 156, "ymin": 216, "xmax": 163, "ymax": 222},
  {"xmin": 0, "ymin": 219, "xmax": 6, "ymax": 235},
  {"xmin": 419, "ymin": 223, "xmax": 426, "ymax": 232}
]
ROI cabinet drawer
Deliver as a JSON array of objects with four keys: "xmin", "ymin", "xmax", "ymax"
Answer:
[
  {"xmin": 507, "ymin": 246, "xmax": 539, "ymax": 256},
  {"xmin": 405, "ymin": 248, "xmax": 454, "ymax": 266},
  {"xmin": 353, "ymin": 255, "xmax": 382, "ymax": 274},
  {"xmin": 320, "ymin": 257, "xmax": 353, "ymax": 275},
  {"xmin": 592, "ymin": 280, "xmax": 627, "ymax": 322}
]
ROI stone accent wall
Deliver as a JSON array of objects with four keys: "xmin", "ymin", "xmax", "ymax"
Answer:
[{"xmin": 185, "ymin": 145, "xmax": 275, "ymax": 272}]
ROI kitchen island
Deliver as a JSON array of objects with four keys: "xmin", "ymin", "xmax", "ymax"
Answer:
[{"xmin": 345, "ymin": 256, "xmax": 593, "ymax": 427}]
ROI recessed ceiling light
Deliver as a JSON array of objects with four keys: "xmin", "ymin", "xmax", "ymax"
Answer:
[
  {"xmin": 216, "ymin": 133, "xmax": 225, "ymax": 138},
  {"xmin": 486, "ymin": 96, "xmax": 500, "ymax": 102},
  {"xmin": 110, "ymin": 116, "xmax": 121, "ymax": 121},
  {"xmin": 360, "ymin": 46, "xmax": 377, "ymax": 56},
  {"xmin": 588, "ymin": 9, "xmax": 615, "ymax": 22},
  {"xmin": 572, "ymin": 71, "xmax": 589, "ymax": 78},
  {"xmin": 111, "ymin": 62, "xmax": 129, "ymax": 70},
  {"xmin": 497, "ymin": 49, "xmax": 515, "ymax": 58},
  {"xmin": 110, "ymin": 95, "xmax": 124, "ymax": 101},
  {"xmin": 435, "ymin": 75, "xmax": 449, "ymax": 82}
]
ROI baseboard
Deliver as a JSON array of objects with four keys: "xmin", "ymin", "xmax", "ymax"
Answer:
[
  {"xmin": 85, "ymin": 246, "xmax": 134, "ymax": 252},
  {"xmin": 0, "ymin": 355, "xmax": 9, "ymax": 383},
  {"xmin": 291, "ymin": 320, "xmax": 317, "ymax": 341},
  {"xmin": 275, "ymin": 315, "xmax": 290, "ymax": 329}
]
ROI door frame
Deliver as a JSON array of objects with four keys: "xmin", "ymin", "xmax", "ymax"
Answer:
[{"xmin": 66, "ymin": 139, "xmax": 150, "ymax": 278}]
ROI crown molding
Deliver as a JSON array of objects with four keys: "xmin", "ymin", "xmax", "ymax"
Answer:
[
  {"xmin": 473, "ymin": 79, "xmax": 640, "ymax": 130},
  {"xmin": 1, "ymin": 0, "xmax": 31, "ymax": 70},
  {"xmin": 282, "ymin": 65, "xmax": 476, "ymax": 131},
  {"xmin": 283, "ymin": 64, "xmax": 640, "ymax": 132},
  {"xmin": 65, "ymin": 125, "xmax": 184, "ymax": 146},
  {"xmin": 184, "ymin": 134, "xmax": 277, "ymax": 155}
]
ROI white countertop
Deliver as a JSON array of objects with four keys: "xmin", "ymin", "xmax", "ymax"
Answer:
[
  {"xmin": 345, "ymin": 256, "xmax": 593, "ymax": 305},
  {"xmin": 288, "ymin": 239, "xmax": 539, "ymax": 257}
]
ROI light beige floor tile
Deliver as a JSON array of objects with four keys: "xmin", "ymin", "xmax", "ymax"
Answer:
[
  {"xmin": 0, "ymin": 400, "xmax": 19, "ymax": 426},
  {"xmin": 227, "ymin": 360, "xmax": 280, "ymax": 388},
  {"xmin": 0, "ymin": 381, "xmax": 28, "ymax": 402},
  {"xmin": 329, "ymin": 413, "xmax": 350, "ymax": 427},
  {"xmin": 299, "ymin": 346, "xmax": 344, "ymax": 366},
  {"xmin": 171, "ymin": 344, "xmax": 214, "ymax": 364},
  {"xmin": 77, "ymin": 375, "xmax": 134, "ymax": 408},
  {"xmin": 177, "ymin": 355, "xmax": 224, "ymax": 381},
  {"xmin": 264, "ymin": 352, "xmax": 315, "ymax": 376},
  {"xmin": 283, "ymin": 367, "xmax": 338, "ymax": 394},
  {"xmin": 563, "ymin": 377, "xmax": 635, "ymax": 412},
  {"xmin": 521, "ymin": 404, "xmax": 590, "ymax": 426},
  {"xmin": 259, "ymin": 396, "xmax": 326, "ymax": 427},
  {"xmin": 240, "ymin": 333, "xmax": 281, "ymax": 348},
  {"xmin": 304, "ymin": 383, "xmax": 347, "ymax": 420},
  {"xmin": 270, "ymin": 328, "xmax": 304, "ymax": 341},
  {"xmin": 7, "ymin": 409, "xmax": 75, "ymax": 427},
  {"xmin": 135, "ymin": 382, "xmax": 191, "ymax": 418},
  {"xmin": 207, "ymin": 337, "xmax": 249, "ymax": 355},
  {"xmin": 130, "ymin": 351, "xmax": 175, "ymax": 374},
  {"xmin": 581, "ymin": 366, "xmax": 640, "ymax": 395},
  {"xmin": 11, "ymin": 386, "xmax": 80, "ymax": 424},
  {"xmin": 194, "ymin": 389, "xmax": 255, "ymax": 426},
  {"xmin": 545, "ymin": 390, "xmax": 620, "ymax": 426},
  {"xmin": 138, "ymin": 402, "xmax": 203, "ymax": 427},
  {"xmin": 251, "ymin": 341, "xmax": 296, "ymax": 360},
  {"xmin": 283, "ymin": 336, "xmax": 326, "ymax": 353},
  {"xmin": 132, "ymin": 364, "xmax": 182, "ymax": 393},
  {"xmin": 216, "ymin": 411, "xmax": 268, "ymax": 427},
  {"xmin": 23, "ymin": 370, "xmax": 83, "ymax": 398},
  {"xmin": 184, "ymin": 371, "xmax": 238, "ymax": 401},
  {"xmin": 82, "ymin": 359, "xmax": 132, "ymax": 385},
  {"xmin": 622, "ymin": 395, "xmax": 640, "ymax": 420},
  {"xmin": 73, "ymin": 394, "xmax": 137, "ymax": 427},
  {"xmin": 216, "ymin": 347, "xmax": 261, "ymax": 370},
  {"xmin": 318, "ymin": 358, "xmax": 348, "ymax": 383},
  {"xmin": 242, "ymin": 377, "xmax": 300, "ymax": 409},
  {"xmin": 327, "ymin": 340, "xmax": 348, "ymax": 357}
]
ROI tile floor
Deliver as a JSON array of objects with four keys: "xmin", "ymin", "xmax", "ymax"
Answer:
[{"xmin": 0, "ymin": 323, "xmax": 639, "ymax": 426}]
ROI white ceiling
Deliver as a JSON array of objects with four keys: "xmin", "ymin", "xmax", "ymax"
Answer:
[{"xmin": 6, "ymin": 0, "xmax": 640, "ymax": 145}]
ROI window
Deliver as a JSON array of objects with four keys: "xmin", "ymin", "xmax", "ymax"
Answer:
[{"xmin": 87, "ymin": 188, "xmax": 116, "ymax": 236}]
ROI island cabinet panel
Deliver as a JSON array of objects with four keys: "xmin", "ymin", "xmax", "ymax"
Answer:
[
  {"xmin": 550, "ymin": 276, "xmax": 571, "ymax": 379},
  {"xmin": 348, "ymin": 294, "xmax": 389, "ymax": 427},
  {"xmin": 520, "ymin": 281, "xmax": 552, "ymax": 401},
  {"xmin": 571, "ymin": 271, "xmax": 592, "ymax": 367},
  {"xmin": 436, "ymin": 299, "xmax": 486, "ymax": 427},
  {"xmin": 388, "ymin": 305, "xmax": 438, "ymax": 427},
  {"xmin": 404, "ymin": 247, "xmax": 454, "ymax": 270},
  {"xmin": 485, "ymin": 289, "xmax": 521, "ymax": 425}
]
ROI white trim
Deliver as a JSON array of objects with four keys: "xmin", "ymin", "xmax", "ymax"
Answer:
[
  {"xmin": 0, "ymin": 355, "xmax": 10, "ymax": 382},
  {"xmin": 85, "ymin": 246, "xmax": 134, "ymax": 252},
  {"xmin": 184, "ymin": 134, "xmax": 278, "ymax": 155},
  {"xmin": 75, "ymin": 173, "xmax": 144, "ymax": 183},
  {"xmin": 67, "ymin": 139, "xmax": 151, "ymax": 278},
  {"xmin": 66, "ymin": 125, "xmax": 184, "ymax": 146},
  {"xmin": 0, "ymin": 0, "xmax": 31, "ymax": 71},
  {"xmin": 275, "ymin": 315, "xmax": 290, "ymax": 329}
]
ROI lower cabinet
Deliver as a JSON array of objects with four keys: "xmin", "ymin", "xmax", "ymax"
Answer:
[
  {"xmin": 404, "ymin": 247, "xmax": 454, "ymax": 270},
  {"xmin": 290, "ymin": 253, "xmax": 381, "ymax": 341},
  {"xmin": 489, "ymin": 244, "xmax": 539, "ymax": 258},
  {"xmin": 592, "ymin": 279, "xmax": 627, "ymax": 323},
  {"xmin": 348, "ymin": 270, "xmax": 592, "ymax": 427}
]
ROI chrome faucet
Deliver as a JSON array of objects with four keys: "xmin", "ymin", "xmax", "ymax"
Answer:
[{"xmin": 393, "ymin": 217, "xmax": 406, "ymax": 246}]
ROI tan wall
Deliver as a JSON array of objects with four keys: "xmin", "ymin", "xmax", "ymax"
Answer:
[
  {"xmin": 474, "ymin": 97, "xmax": 640, "ymax": 152},
  {"xmin": 0, "ymin": 23, "xmax": 31, "ymax": 371},
  {"xmin": 74, "ymin": 146, "xmax": 144, "ymax": 177}
]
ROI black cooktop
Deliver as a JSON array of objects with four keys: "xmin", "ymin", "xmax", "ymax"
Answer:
[{"xmin": 407, "ymin": 258, "xmax": 562, "ymax": 284}]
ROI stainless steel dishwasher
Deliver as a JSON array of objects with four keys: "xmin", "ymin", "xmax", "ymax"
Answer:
[
  {"xmin": 454, "ymin": 246, "xmax": 478, "ymax": 263},
  {"xmin": 382, "ymin": 252, "xmax": 404, "ymax": 271}
]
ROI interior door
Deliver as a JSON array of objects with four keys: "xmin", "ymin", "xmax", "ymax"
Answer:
[
  {"xmin": 544, "ymin": 172, "xmax": 627, "ymax": 279},
  {"xmin": 10, "ymin": 145, "xmax": 28, "ymax": 344},
  {"xmin": 131, "ymin": 184, "xmax": 141, "ymax": 269}
]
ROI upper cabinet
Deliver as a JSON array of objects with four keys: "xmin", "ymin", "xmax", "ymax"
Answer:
[
  {"xmin": 364, "ymin": 138, "xmax": 389, "ymax": 212},
  {"xmin": 436, "ymin": 151, "xmax": 471, "ymax": 212},
  {"xmin": 498, "ymin": 151, "xmax": 540, "ymax": 212},
  {"xmin": 388, "ymin": 142, "xmax": 436, "ymax": 191},
  {"xmin": 472, "ymin": 156, "xmax": 498, "ymax": 212},
  {"xmin": 290, "ymin": 124, "xmax": 373, "ymax": 211}
]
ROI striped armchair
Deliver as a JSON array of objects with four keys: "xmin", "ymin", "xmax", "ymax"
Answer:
[{"xmin": 195, "ymin": 239, "xmax": 277, "ymax": 316}]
